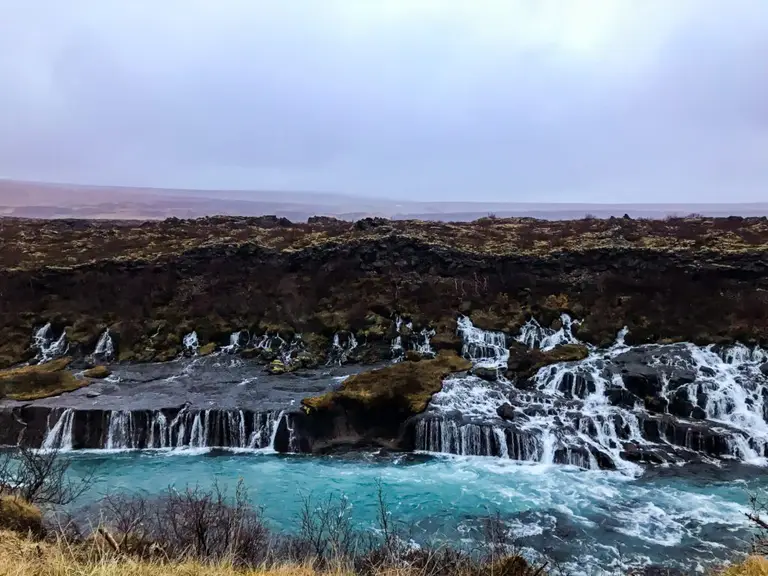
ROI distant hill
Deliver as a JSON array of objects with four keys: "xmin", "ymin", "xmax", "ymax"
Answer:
[{"xmin": 1, "ymin": 179, "xmax": 766, "ymax": 221}]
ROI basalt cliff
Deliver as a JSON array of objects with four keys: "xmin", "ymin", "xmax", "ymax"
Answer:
[
  {"xmin": 1, "ymin": 215, "xmax": 768, "ymax": 470},
  {"xmin": 2, "ymin": 215, "xmax": 767, "ymax": 367}
]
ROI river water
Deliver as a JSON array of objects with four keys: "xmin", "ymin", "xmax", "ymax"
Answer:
[{"xmin": 63, "ymin": 449, "xmax": 764, "ymax": 574}]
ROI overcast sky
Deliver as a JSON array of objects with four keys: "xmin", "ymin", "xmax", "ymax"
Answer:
[{"xmin": 1, "ymin": 1, "xmax": 767, "ymax": 202}]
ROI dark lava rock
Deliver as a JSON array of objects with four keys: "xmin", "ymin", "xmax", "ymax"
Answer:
[
  {"xmin": 472, "ymin": 366, "xmax": 498, "ymax": 382},
  {"xmin": 691, "ymin": 406, "xmax": 707, "ymax": 420},
  {"xmin": 496, "ymin": 402, "xmax": 516, "ymax": 421},
  {"xmin": 644, "ymin": 396, "xmax": 668, "ymax": 414},
  {"xmin": 700, "ymin": 366, "xmax": 717, "ymax": 377},
  {"xmin": 622, "ymin": 371, "xmax": 662, "ymax": 398},
  {"xmin": 354, "ymin": 217, "xmax": 390, "ymax": 231},
  {"xmin": 761, "ymin": 362, "xmax": 768, "ymax": 377},
  {"xmin": 606, "ymin": 388, "xmax": 639, "ymax": 409}
]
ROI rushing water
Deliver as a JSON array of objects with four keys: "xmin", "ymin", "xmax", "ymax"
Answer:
[{"xmin": 62, "ymin": 449, "xmax": 762, "ymax": 574}]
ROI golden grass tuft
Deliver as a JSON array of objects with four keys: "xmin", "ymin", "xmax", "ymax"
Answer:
[
  {"xmin": 721, "ymin": 556, "xmax": 768, "ymax": 576},
  {"xmin": 0, "ymin": 358, "xmax": 87, "ymax": 400}
]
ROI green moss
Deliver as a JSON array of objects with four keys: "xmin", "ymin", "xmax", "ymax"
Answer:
[
  {"xmin": 0, "ymin": 358, "xmax": 87, "ymax": 400},
  {"xmin": 303, "ymin": 350, "xmax": 471, "ymax": 414},
  {"xmin": 198, "ymin": 342, "xmax": 217, "ymax": 356},
  {"xmin": 83, "ymin": 365, "xmax": 111, "ymax": 379}
]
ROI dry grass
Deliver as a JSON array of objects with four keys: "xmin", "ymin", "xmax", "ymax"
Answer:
[
  {"xmin": 0, "ymin": 357, "xmax": 87, "ymax": 400},
  {"xmin": 0, "ymin": 530, "xmax": 342, "ymax": 576},
  {"xmin": 721, "ymin": 556, "xmax": 768, "ymax": 576},
  {"xmin": 0, "ymin": 497, "xmax": 43, "ymax": 537},
  {"xmin": 2, "ymin": 215, "xmax": 767, "ymax": 272}
]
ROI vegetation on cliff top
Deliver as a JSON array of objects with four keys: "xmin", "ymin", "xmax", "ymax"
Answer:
[
  {"xmin": 1, "ymin": 215, "xmax": 767, "ymax": 369},
  {"xmin": 2, "ymin": 214, "xmax": 768, "ymax": 271},
  {"xmin": 0, "ymin": 358, "xmax": 88, "ymax": 400}
]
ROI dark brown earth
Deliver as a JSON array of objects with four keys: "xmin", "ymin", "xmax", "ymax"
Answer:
[{"xmin": 1, "ymin": 215, "xmax": 767, "ymax": 368}]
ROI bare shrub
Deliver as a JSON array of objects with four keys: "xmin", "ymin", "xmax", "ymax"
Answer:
[
  {"xmin": 747, "ymin": 492, "xmax": 768, "ymax": 555},
  {"xmin": 0, "ymin": 447, "xmax": 96, "ymax": 506},
  {"xmin": 99, "ymin": 480, "xmax": 269, "ymax": 566},
  {"xmin": 296, "ymin": 490, "xmax": 356, "ymax": 565}
]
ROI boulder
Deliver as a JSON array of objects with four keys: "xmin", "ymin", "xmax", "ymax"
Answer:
[
  {"xmin": 198, "ymin": 342, "xmax": 217, "ymax": 356},
  {"xmin": 760, "ymin": 362, "xmax": 768, "ymax": 377},
  {"xmin": 83, "ymin": 365, "xmax": 111, "ymax": 379},
  {"xmin": 506, "ymin": 343, "xmax": 590, "ymax": 380},
  {"xmin": 496, "ymin": 402, "xmax": 516, "ymax": 421},
  {"xmin": 472, "ymin": 366, "xmax": 498, "ymax": 382},
  {"xmin": 405, "ymin": 350, "xmax": 422, "ymax": 363},
  {"xmin": 267, "ymin": 360, "xmax": 287, "ymax": 374},
  {"xmin": 606, "ymin": 388, "xmax": 639, "ymax": 409}
]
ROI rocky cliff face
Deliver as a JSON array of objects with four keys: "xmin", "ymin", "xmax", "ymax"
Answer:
[{"xmin": 1, "ymin": 215, "xmax": 767, "ymax": 368}]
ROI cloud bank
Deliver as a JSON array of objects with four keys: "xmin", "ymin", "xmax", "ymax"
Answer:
[{"xmin": 1, "ymin": 0, "xmax": 766, "ymax": 201}]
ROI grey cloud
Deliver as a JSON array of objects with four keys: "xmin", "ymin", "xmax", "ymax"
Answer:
[{"xmin": 0, "ymin": 0, "xmax": 767, "ymax": 201}]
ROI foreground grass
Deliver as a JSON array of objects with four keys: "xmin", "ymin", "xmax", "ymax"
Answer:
[
  {"xmin": 722, "ymin": 556, "xmax": 768, "ymax": 576},
  {"xmin": 0, "ymin": 531, "xmax": 345, "ymax": 576},
  {"xmin": 2, "ymin": 530, "xmax": 766, "ymax": 576}
]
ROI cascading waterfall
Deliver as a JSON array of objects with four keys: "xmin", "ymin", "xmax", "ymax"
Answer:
[
  {"xmin": 93, "ymin": 329, "xmax": 115, "ymax": 360},
  {"xmin": 38, "ymin": 408, "xmax": 293, "ymax": 452},
  {"xmin": 416, "ymin": 315, "xmax": 768, "ymax": 472},
  {"xmin": 456, "ymin": 315, "xmax": 509, "ymax": 368},
  {"xmin": 516, "ymin": 314, "xmax": 580, "ymax": 351},
  {"xmin": 327, "ymin": 332, "xmax": 358, "ymax": 366},
  {"xmin": 182, "ymin": 332, "xmax": 199, "ymax": 355},
  {"xmin": 33, "ymin": 323, "xmax": 69, "ymax": 363},
  {"xmin": 222, "ymin": 330, "xmax": 248, "ymax": 354},
  {"xmin": 41, "ymin": 409, "xmax": 74, "ymax": 451},
  {"xmin": 391, "ymin": 316, "xmax": 437, "ymax": 362}
]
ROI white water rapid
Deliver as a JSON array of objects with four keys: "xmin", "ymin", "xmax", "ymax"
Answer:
[
  {"xmin": 416, "ymin": 316, "xmax": 768, "ymax": 474},
  {"xmin": 33, "ymin": 323, "xmax": 69, "ymax": 363}
]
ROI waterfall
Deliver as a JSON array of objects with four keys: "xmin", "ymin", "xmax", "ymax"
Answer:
[
  {"xmin": 266, "ymin": 410, "xmax": 286, "ymax": 452},
  {"xmin": 84, "ymin": 408, "xmax": 291, "ymax": 451},
  {"xmin": 94, "ymin": 329, "xmax": 115, "ymax": 360},
  {"xmin": 391, "ymin": 316, "xmax": 437, "ymax": 361},
  {"xmin": 456, "ymin": 316, "xmax": 509, "ymax": 368},
  {"xmin": 417, "ymin": 315, "xmax": 768, "ymax": 473},
  {"xmin": 414, "ymin": 328, "xmax": 436, "ymax": 357},
  {"xmin": 222, "ymin": 331, "xmax": 247, "ymax": 354},
  {"xmin": 106, "ymin": 410, "xmax": 134, "ymax": 449},
  {"xmin": 327, "ymin": 332, "xmax": 358, "ymax": 366},
  {"xmin": 41, "ymin": 409, "xmax": 74, "ymax": 451},
  {"xmin": 516, "ymin": 314, "xmax": 580, "ymax": 351},
  {"xmin": 33, "ymin": 323, "xmax": 69, "ymax": 363},
  {"xmin": 182, "ymin": 332, "xmax": 199, "ymax": 355}
]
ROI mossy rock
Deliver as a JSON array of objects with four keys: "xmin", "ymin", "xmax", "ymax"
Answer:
[
  {"xmin": 83, "ymin": 365, "xmax": 111, "ymax": 379},
  {"xmin": 507, "ymin": 343, "xmax": 590, "ymax": 379},
  {"xmin": 267, "ymin": 359, "xmax": 287, "ymax": 374},
  {"xmin": 0, "ymin": 496, "xmax": 43, "ymax": 537},
  {"xmin": 0, "ymin": 358, "xmax": 86, "ymax": 400},
  {"xmin": 303, "ymin": 350, "xmax": 471, "ymax": 414},
  {"xmin": 198, "ymin": 342, "xmax": 217, "ymax": 356}
]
